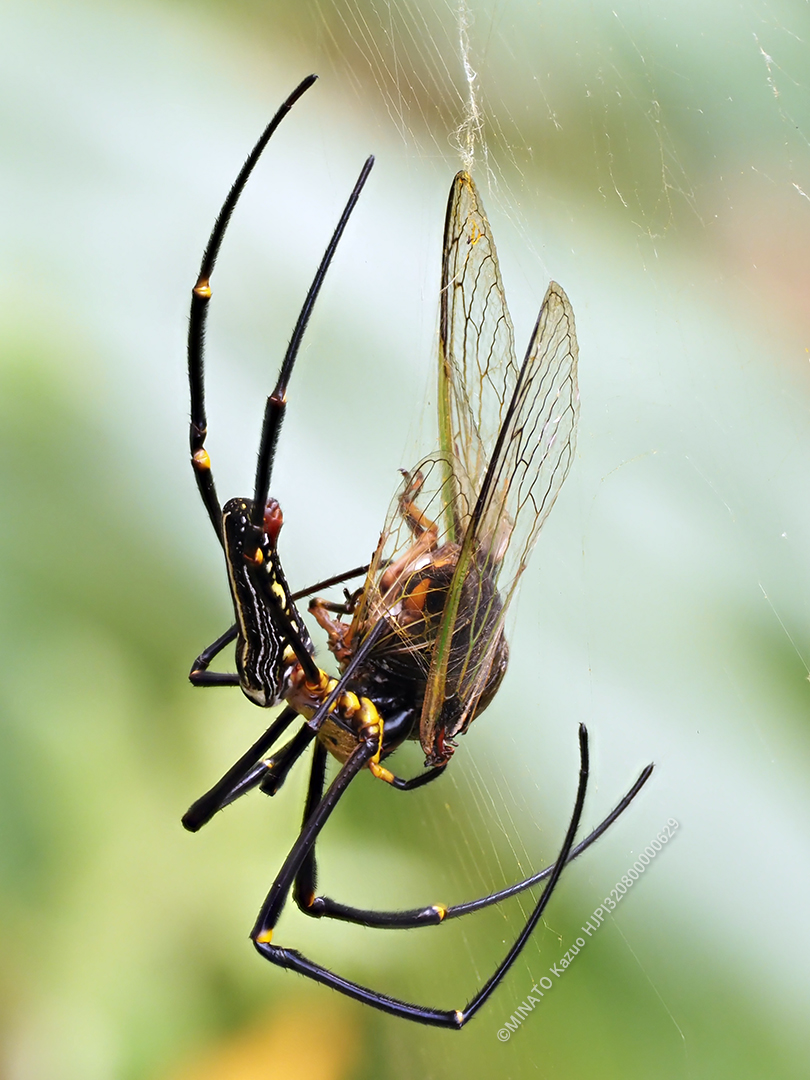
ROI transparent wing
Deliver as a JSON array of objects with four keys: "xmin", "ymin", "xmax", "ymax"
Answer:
[
  {"xmin": 347, "ymin": 174, "xmax": 579, "ymax": 766},
  {"xmin": 468, "ymin": 279, "xmax": 580, "ymax": 604},
  {"xmin": 350, "ymin": 172, "xmax": 513, "ymax": 652},
  {"xmin": 421, "ymin": 173, "xmax": 579, "ymax": 760},
  {"xmin": 437, "ymin": 172, "xmax": 520, "ymax": 542}
]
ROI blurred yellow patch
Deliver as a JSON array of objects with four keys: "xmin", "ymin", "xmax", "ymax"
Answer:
[{"xmin": 163, "ymin": 999, "xmax": 360, "ymax": 1080}]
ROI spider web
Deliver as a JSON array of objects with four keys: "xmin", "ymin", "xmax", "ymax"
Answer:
[
  {"xmin": 3, "ymin": 0, "xmax": 809, "ymax": 1076},
  {"xmin": 297, "ymin": 0, "xmax": 810, "ymax": 1069}
]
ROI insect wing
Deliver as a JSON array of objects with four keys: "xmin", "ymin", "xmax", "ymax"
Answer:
[
  {"xmin": 421, "ymin": 174, "xmax": 580, "ymax": 762},
  {"xmin": 437, "ymin": 172, "xmax": 521, "ymax": 542},
  {"xmin": 473, "ymin": 279, "xmax": 580, "ymax": 608},
  {"xmin": 346, "ymin": 173, "xmax": 515, "ymax": 669}
]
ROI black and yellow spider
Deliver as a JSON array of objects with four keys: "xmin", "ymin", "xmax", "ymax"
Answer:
[{"xmin": 182, "ymin": 74, "xmax": 652, "ymax": 1028}]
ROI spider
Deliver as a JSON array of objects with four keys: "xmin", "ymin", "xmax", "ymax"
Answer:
[{"xmin": 183, "ymin": 74, "xmax": 653, "ymax": 1028}]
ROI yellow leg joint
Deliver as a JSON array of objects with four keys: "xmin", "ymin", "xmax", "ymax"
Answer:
[
  {"xmin": 336, "ymin": 690, "xmax": 360, "ymax": 717},
  {"xmin": 371, "ymin": 721, "xmax": 383, "ymax": 765},
  {"xmin": 369, "ymin": 761, "xmax": 395, "ymax": 784},
  {"xmin": 255, "ymin": 928, "xmax": 273, "ymax": 945},
  {"xmin": 354, "ymin": 697, "xmax": 384, "ymax": 763},
  {"xmin": 307, "ymin": 671, "xmax": 334, "ymax": 696}
]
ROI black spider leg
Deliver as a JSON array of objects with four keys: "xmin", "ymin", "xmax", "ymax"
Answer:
[
  {"xmin": 182, "ymin": 705, "xmax": 299, "ymax": 832},
  {"xmin": 188, "ymin": 564, "xmax": 370, "ymax": 686},
  {"xmin": 252, "ymin": 725, "xmax": 590, "ymax": 1028},
  {"xmin": 212, "ymin": 139, "xmax": 374, "ymax": 676},
  {"xmin": 290, "ymin": 565, "xmax": 371, "ymax": 604},
  {"xmin": 258, "ymin": 724, "xmax": 317, "ymax": 796},
  {"xmin": 189, "ymin": 74, "xmax": 318, "ymax": 544},
  {"xmin": 227, "ymin": 136, "xmax": 374, "ymax": 684},
  {"xmin": 189, "ymin": 106, "xmax": 374, "ymax": 679},
  {"xmin": 252, "ymin": 736, "xmax": 379, "ymax": 942},
  {"xmin": 301, "ymin": 761, "xmax": 654, "ymax": 929},
  {"xmin": 183, "ymin": 719, "xmax": 317, "ymax": 834},
  {"xmin": 292, "ymin": 740, "xmax": 329, "ymax": 913},
  {"xmin": 290, "ymin": 741, "xmax": 447, "ymax": 918},
  {"xmin": 380, "ymin": 765, "xmax": 449, "ymax": 792},
  {"xmin": 199, "ymin": 617, "xmax": 390, "ymax": 816},
  {"xmin": 301, "ymin": 615, "xmax": 390, "ymax": 733},
  {"xmin": 188, "ymin": 625, "xmax": 239, "ymax": 687},
  {"xmin": 249, "ymin": 154, "xmax": 375, "ymax": 533},
  {"xmin": 183, "ymin": 618, "xmax": 389, "ymax": 832}
]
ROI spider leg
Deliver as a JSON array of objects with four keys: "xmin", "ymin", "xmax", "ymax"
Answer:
[
  {"xmin": 194, "ymin": 623, "xmax": 386, "ymax": 828},
  {"xmin": 369, "ymin": 761, "xmax": 448, "ymax": 790},
  {"xmin": 251, "ymin": 735, "xmax": 379, "ymax": 940},
  {"xmin": 252, "ymin": 725, "xmax": 590, "ymax": 1027},
  {"xmin": 258, "ymin": 724, "xmax": 316, "ymax": 796},
  {"xmin": 454, "ymin": 723, "xmax": 588, "ymax": 1026},
  {"xmin": 317, "ymin": 763, "xmax": 652, "ymax": 928},
  {"xmin": 296, "ymin": 755, "xmax": 652, "ymax": 930},
  {"xmin": 249, "ymin": 155, "xmax": 374, "ymax": 534},
  {"xmin": 189, "ymin": 671, "xmax": 241, "ymax": 688},
  {"xmin": 291, "ymin": 739, "xmax": 329, "ymax": 915},
  {"xmin": 445, "ymin": 761, "xmax": 653, "ymax": 922},
  {"xmin": 290, "ymin": 564, "xmax": 369, "ymax": 603},
  {"xmin": 188, "ymin": 67, "xmax": 373, "ymax": 548},
  {"xmin": 182, "ymin": 706, "xmax": 299, "ymax": 832},
  {"xmin": 188, "ymin": 624, "xmax": 238, "ymax": 686},
  {"xmin": 186, "ymin": 563, "xmax": 369, "ymax": 680},
  {"xmin": 290, "ymin": 747, "xmax": 447, "ymax": 920},
  {"xmin": 188, "ymin": 75, "xmax": 319, "ymax": 544}
]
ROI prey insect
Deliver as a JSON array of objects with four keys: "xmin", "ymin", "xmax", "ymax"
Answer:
[{"xmin": 184, "ymin": 74, "xmax": 653, "ymax": 1028}]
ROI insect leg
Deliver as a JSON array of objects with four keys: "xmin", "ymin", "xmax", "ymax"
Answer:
[
  {"xmin": 307, "ymin": 596, "xmax": 358, "ymax": 665},
  {"xmin": 379, "ymin": 471, "xmax": 440, "ymax": 594},
  {"xmin": 398, "ymin": 469, "xmax": 436, "ymax": 537}
]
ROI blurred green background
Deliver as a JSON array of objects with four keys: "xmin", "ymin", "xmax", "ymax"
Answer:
[{"xmin": 2, "ymin": 1, "xmax": 809, "ymax": 1077}]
